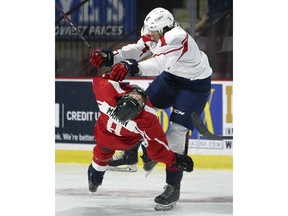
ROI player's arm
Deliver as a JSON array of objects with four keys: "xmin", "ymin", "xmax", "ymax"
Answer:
[
  {"xmin": 92, "ymin": 76, "xmax": 130, "ymax": 102},
  {"xmin": 113, "ymin": 30, "xmax": 155, "ymax": 64},
  {"xmin": 89, "ymin": 36, "xmax": 152, "ymax": 68},
  {"xmin": 106, "ymin": 34, "xmax": 156, "ymax": 81},
  {"xmin": 144, "ymin": 119, "xmax": 193, "ymax": 172},
  {"xmin": 108, "ymin": 31, "xmax": 188, "ymax": 79},
  {"xmin": 92, "ymin": 76, "xmax": 110, "ymax": 101},
  {"xmin": 138, "ymin": 32, "xmax": 188, "ymax": 76},
  {"xmin": 113, "ymin": 37, "xmax": 153, "ymax": 63}
]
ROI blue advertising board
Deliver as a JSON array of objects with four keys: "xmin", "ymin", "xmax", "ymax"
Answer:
[
  {"xmin": 55, "ymin": 0, "xmax": 136, "ymax": 40},
  {"xmin": 55, "ymin": 80, "xmax": 97, "ymax": 144}
]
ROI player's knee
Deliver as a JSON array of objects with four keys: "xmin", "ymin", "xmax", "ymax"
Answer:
[{"xmin": 166, "ymin": 123, "xmax": 188, "ymax": 154}]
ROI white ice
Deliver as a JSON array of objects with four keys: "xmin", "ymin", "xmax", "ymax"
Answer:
[{"xmin": 56, "ymin": 164, "xmax": 232, "ymax": 216}]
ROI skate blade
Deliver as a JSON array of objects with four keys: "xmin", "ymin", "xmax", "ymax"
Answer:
[
  {"xmin": 145, "ymin": 162, "xmax": 158, "ymax": 177},
  {"xmin": 154, "ymin": 202, "xmax": 176, "ymax": 211},
  {"xmin": 107, "ymin": 164, "xmax": 137, "ymax": 172}
]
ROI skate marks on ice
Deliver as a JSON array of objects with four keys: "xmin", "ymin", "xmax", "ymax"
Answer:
[
  {"xmin": 56, "ymin": 187, "xmax": 233, "ymax": 202},
  {"xmin": 56, "ymin": 187, "xmax": 159, "ymax": 198},
  {"xmin": 56, "ymin": 164, "xmax": 233, "ymax": 216},
  {"xmin": 56, "ymin": 188, "xmax": 232, "ymax": 216}
]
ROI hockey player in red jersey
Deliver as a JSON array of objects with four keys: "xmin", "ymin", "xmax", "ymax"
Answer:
[{"xmin": 88, "ymin": 75, "xmax": 193, "ymax": 202}]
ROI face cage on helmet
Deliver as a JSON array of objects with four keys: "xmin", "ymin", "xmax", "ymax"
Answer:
[
  {"xmin": 130, "ymin": 86, "xmax": 147, "ymax": 100},
  {"xmin": 113, "ymin": 95, "xmax": 144, "ymax": 123}
]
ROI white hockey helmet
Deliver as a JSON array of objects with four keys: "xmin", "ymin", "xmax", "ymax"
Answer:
[{"xmin": 144, "ymin": 7, "xmax": 175, "ymax": 35}]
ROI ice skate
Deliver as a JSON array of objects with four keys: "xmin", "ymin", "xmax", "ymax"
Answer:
[
  {"xmin": 140, "ymin": 146, "xmax": 158, "ymax": 176},
  {"xmin": 141, "ymin": 154, "xmax": 157, "ymax": 171},
  {"xmin": 107, "ymin": 164, "xmax": 137, "ymax": 172},
  {"xmin": 107, "ymin": 151, "xmax": 138, "ymax": 172},
  {"xmin": 154, "ymin": 184, "xmax": 180, "ymax": 211},
  {"xmin": 144, "ymin": 161, "xmax": 158, "ymax": 177}
]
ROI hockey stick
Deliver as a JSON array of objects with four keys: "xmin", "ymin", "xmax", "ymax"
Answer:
[
  {"xmin": 55, "ymin": 0, "xmax": 89, "ymax": 24},
  {"xmin": 130, "ymin": 112, "xmax": 233, "ymax": 177},
  {"xmin": 191, "ymin": 112, "xmax": 233, "ymax": 140},
  {"xmin": 55, "ymin": 2, "xmax": 93, "ymax": 50}
]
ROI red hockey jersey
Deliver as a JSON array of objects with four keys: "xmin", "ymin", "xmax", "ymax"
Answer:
[{"xmin": 91, "ymin": 76, "xmax": 176, "ymax": 170}]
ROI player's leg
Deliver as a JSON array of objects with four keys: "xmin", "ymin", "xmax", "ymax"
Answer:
[
  {"xmin": 154, "ymin": 75, "xmax": 211, "ymax": 210},
  {"xmin": 154, "ymin": 123, "xmax": 189, "ymax": 211},
  {"xmin": 145, "ymin": 72, "xmax": 176, "ymax": 109},
  {"xmin": 88, "ymin": 145, "xmax": 115, "ymax": 193},
  {"xmin": 154, "ymin": 168, "xmax": 183, "ymax": 211}
]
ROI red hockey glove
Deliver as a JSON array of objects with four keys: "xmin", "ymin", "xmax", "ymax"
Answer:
[
  {"xmin": 89, "ymin": 49, "xmax": 114, "ymax": 68},
  {"xmin": 110, "ymin": 59, "xmax": 139, "ymax": 81}
]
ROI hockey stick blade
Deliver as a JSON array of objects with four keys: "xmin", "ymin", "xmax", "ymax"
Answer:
[{"xmin": 191, "ymin": 112, "xmax": 233, "ymax": 140}]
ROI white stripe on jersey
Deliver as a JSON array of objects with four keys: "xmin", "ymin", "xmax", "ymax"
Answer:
[
  {"xmin": 134, "ymin": 126, "xmax": 151, "ymax": 147},
  {"xmin": 97, "ymin": 100, "xmax": 103, "ymax": 106},
  {"xmin": 154, "ymin": 138, "xmax": 170, "ymax": 150},
  {"xmin": 144, "ymin": 105, "xmax": 157, "ymax": 116},
  {"xmin": 99, "ymin": 101, "xmax": 137, "ymax": 132}
]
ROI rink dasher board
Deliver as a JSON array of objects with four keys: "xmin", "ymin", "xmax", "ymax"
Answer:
[
  {"xmin": 55, "ymin": 143, "xmax": 232, "ymax": 170},
  {"xmin": 55, "ymin": 78, "xmax": 233, "ymax": 169}
]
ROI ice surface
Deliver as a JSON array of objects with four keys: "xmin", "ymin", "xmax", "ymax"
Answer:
[{"xmin": 56, "ymin": 164, "xmax": 232, "ymax": 216}]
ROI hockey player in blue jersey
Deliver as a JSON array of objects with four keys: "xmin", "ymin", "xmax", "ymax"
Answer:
[{"xmin": 89, "ymin": 7, "xmax": 212, "ymax": 211}]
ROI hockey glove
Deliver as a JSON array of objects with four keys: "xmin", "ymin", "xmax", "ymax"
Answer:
[
  {"xmin": 87, "ymin": 164, "xmax": 105, "ymax": 192},
  {"xmin": 110, "ymin": 59, "xmax": 139, "ymax": 81},
  {"xmin": 89, "ymin": 49, "xmax": 114, "ymax": 67},
  {"xmin": 174, "ymin": 153, "xmax": 194, "ymax": 172}
]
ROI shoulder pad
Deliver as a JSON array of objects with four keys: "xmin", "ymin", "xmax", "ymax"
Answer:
[{"xmin": 162, "ymin": 27, "xmax": 187, "ymax": 46}]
